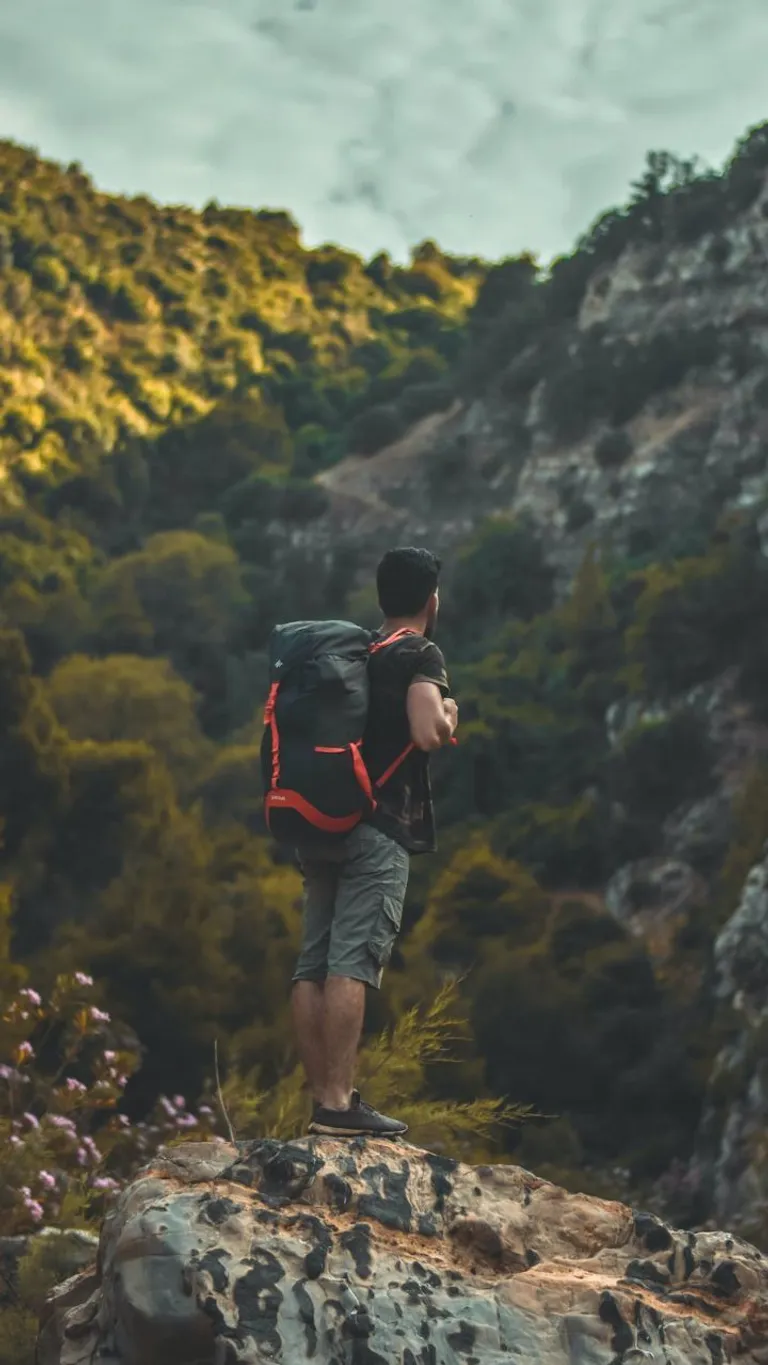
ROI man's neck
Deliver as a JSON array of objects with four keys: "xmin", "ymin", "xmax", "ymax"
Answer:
[{"xmin": 383, "ymin": 616, "xmax": 425, "ymax": 637}]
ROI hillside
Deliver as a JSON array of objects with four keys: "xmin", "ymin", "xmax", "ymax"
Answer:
[{"xmin": 3, "ymin": 121, "xmax": 768, "ymax": 1335}]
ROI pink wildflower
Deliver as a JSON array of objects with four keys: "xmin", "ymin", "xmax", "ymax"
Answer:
[
  {"xmin": 25, "ymin": 1199, "xmax": 44, "ymax": 1222},
  {"xmin": 19, "ymin": 988, "xmax": 42, "ymax": 1007},
  {"xmin": 74, "ymin": 973, "xmax": 94, "ymax": 987},
  {"xmin": 173, "ymin": 1095, "xmax": 186, "ymax": 1110},
  {"xmin": 91, "ymin": 1176, "xmax": 119, "ymax": 1192},
  {"xmin": 89, "ymin": 1007, "xmax": 111, "ymax": 1024},
  {"xmin": 17, "ymin": 1042, "xmax": 34, "ymax": 1062},
  {"xmin": 48, "ymin": 1114, "xmax": 76, "ymax": 1131},
  {"xmin": 9, "ymin": 1135, "xmax": 22, "ymax": 1148},
  {"xmin": 65, "ymin": 1077, "xmax": 87, "ymax": 1094},
  {"xmin": 198, "ymin": 1105, "xmax": 214, "ymax": 1117},
  {"xmin": 116, "ymin": 1074, "xmax": 128, "ymax": 1088},
  {"xmin": 175, "ymin": 1114, "xmax": 198, "ymax": 1129},
  {"xmin": 0, "ymin": 1064, "xmax": 18, "ymax": 1080},
  {"xmin": 22, "ymin": 1112, "xmax": 40, "ymax": 1129},
  {"xmin": 39, "ymin": 1171, "xmax": 56, "ymax": 1190},
  {"xmin": 103, "ymin": 1051, "xmax": 116, "ymax": 1063},
  {"xmin": 76, "ymin": 1147, "xmax": 88, "ymax": 1166},
  {"xmin": 159, "ymin": 1096, "xmax": 176, "ymax": 1118}
]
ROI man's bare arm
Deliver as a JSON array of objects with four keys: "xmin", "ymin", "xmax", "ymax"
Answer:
[{"xmin": 407, "ymin": 681, "xmax": 458, "ymax": 752}]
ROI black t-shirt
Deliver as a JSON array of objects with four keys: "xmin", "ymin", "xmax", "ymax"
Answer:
[{"xmin": 362, "ymin": 632, "xmax": 450, "ymax": 855}]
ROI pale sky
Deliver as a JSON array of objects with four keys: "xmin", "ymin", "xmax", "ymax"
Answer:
[{"xmin": 1, "ymin": 0, "xmax": 767, "ymax": 262}]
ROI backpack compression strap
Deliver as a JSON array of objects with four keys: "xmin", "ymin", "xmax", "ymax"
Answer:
[{"xmin": 263, "ymin": 682, "xmax": 281, "ymax": 788}]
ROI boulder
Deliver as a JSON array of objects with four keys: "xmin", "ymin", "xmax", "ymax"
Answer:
[{"xmin": 38, "ymin": 1136, "xmax": 768, "ymax": 1364}]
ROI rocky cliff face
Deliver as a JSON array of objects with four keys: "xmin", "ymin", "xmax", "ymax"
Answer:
[
  {"xmin": 281, "ymin": 170, "xmax": 768, "ymax": 593},
  {"xmin": 692, "ymin": 847, "xmax": 768, "ymax": 1249},
  {"xmin": 39, "ymin": 1137, "xmax": 768, "ymax": 1364}
]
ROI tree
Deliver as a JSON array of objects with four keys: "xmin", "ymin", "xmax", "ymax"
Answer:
[
  {"xmin": 441, "ymin": 515, "xmax": 554, "ymax": 654},
  {"xmin": 0, "ymin": 629, "xmax": 68, "ymax": 862},
  {"xmin": 346, "ymin": 404, "xmax": 405, "ymax": 456},
  {"xmin": 95, "ymin": 531, "xmax": 247, "ymax": 662},
  {"xmin": 46, "ymin": 654, "xmax": 210, "ymax": 790}
]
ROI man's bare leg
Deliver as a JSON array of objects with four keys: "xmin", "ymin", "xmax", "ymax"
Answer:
[
  {"xmin": 291, "ymin": 981, "xmax": 327, "ymax": 1102},
  {"xmin": 321, "ymin": 975, "xmax": 366, "ymax": 1111}
]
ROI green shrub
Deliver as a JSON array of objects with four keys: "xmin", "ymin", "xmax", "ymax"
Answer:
[
  {"xmin": 364, "ymin": 251, "xmax": 393, "ymax": 287},
  {"xmin": 306, "ymin": 251, "xmax": 353, "ymax": 287},
  {"xmin": 86, "ymin": 273, "xmax": 148, "ymax": 323},
  {"xmin": 61, "ymin": 339, "xmax": 94, "ymax": 374},
  {"xmin": 612, "ymin": 710, "xmax": 716, "ymax": 823},
  {"xmin": 594, "ymin": 428, "xmax": 634, "ymax": 468},
  {"xmin": 398, "ymin": 265, "xmax": 445, "ymax": 301},
  {"xmin": 398, "ymin": 381, "xmax": 454, "ymax": 423},
  {"xmin": 346, "ymin": 403, "xmax": 405, "ymax": 456},
  {"xmin": 564, "ymin": 496, "xmax": 594, "ymax": 532},
  {"xmin": 31, "ymin": 255, "xmax": 69, "ymax": 295},
  {"xmin": 3, "ymin": 404, "xmax": 45, "ymax": 446},
  {"xmin": 446, "ymin": 514, "xmax": 554, "ymax": 644}
]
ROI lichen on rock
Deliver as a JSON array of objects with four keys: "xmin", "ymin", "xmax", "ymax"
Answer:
[{"xmin": 37, "ymin": 1137, "xmax": 768, "ymax": 1364}]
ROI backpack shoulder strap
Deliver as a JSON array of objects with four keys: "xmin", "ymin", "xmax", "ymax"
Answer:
[{"xmin": 369, "ymin": 626, "xmax": 420, "ymax": 655}]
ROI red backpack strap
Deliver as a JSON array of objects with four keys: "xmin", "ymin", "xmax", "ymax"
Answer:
[
  {"xmin": 349, "ymin": 741, "xmax": 375, "ymax": 807},
  {"xmin": 374, "ymin": 741, "xmax": 415, "ymax": 789},
  {"xmin": 263, "ymin": 682, "xmax": 281, "ymax": 789},
  {"xmin": 369, "ymin": 626, "xmax": 420, "ymax": 655}
]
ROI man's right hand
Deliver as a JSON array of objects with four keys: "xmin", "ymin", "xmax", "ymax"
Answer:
[{"xmin": 443, "ymin": 697, "xmax": 459, "ymax": 739}]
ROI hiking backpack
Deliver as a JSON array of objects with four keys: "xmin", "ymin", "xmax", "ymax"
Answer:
[{"xmin": 260, "ymin": 619, "xmax": 416, "ymax": 844}]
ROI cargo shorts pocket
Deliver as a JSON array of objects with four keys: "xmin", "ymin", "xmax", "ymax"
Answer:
[
  {"xmin": 368, "ymin": 897, "xmax": 405, "ymax": 967},
  {"xmin": 367, "ymin": 844, "xmax": 409, "ymax": 968}
]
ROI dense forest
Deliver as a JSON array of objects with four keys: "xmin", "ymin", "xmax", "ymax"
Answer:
[{"xmin": 3, "ymin": 117, "xmax": 768, "ymax": 1351}]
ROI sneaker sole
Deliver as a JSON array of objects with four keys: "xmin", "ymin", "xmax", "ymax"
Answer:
[{"xmin": 307, "ymin": 1121, "xmax": 408, "ymax": 1138}]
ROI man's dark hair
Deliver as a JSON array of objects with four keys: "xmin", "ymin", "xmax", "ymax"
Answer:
[{"xmin": 377, "ymin": 547, "xmax": 441, "ymax": 618}]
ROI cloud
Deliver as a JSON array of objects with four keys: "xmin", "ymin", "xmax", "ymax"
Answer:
[{"xmin": 1, "ymin": 0, "xmax": 767, "ymax": 262}]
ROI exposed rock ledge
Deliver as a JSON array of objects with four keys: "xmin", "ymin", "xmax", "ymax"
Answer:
[{"xmin": 38, "ymin": 1137, "xmax": 768, "ymax": 1364}]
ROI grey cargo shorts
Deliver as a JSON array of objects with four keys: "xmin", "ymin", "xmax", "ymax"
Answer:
[{"xmin": 293, "ymin": 823, "xmax": 410, "ymax": 990}]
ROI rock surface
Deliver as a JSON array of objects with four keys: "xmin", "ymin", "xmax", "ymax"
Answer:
[
  {"xmin": 694, "ymin": 848, "xmax": 768, "ymax": 1246},
  {"xmin": 38, "ymin": 1137, "xmax": 768, "ymax": 1364}
]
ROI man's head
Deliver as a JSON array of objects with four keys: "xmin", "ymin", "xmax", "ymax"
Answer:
[{"xmin": 376, "ymin": 547, "xmax": 441, "ymax": 636}]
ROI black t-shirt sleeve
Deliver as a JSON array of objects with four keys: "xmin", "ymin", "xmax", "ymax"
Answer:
[{"xmin": 410, "ymin": 640, "xmax": 450, "ymax": 696}]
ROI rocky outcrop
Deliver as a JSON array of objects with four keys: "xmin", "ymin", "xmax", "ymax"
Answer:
[
  {"xmin": 605, "ymin": 856, "xmax": 708, "ymax": 959},
  {"xmin": 602, "ymin": 669, "xmax": 768, "ymax": 963},
  {"xmin": 694, "ymin": 849, "xmax": 768, "ymax": 1246},
  {"xmin": 38, "ymin": 1137, "xmax": 768, "ymax": 1364},
  {"xmin": 281, "ymin": 169, "xmax": 768, "ymax": 600}
]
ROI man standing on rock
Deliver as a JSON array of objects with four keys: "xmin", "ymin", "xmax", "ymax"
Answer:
[{"xmin": 291, "ymin": 547, "xmax": 458, "ymax": 1138}]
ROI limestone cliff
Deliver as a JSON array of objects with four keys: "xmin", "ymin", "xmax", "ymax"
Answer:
[
  {"xmin": 692, "ymin": 847, "xmax": 768, "ymax": 1249},
  {"xmin": 38, "ymin": 1137, "xmax": 768, "ymax": 1364},
  {"xmin": 281, "ymin": 167, "xmax": 768, "ymax": 594}
]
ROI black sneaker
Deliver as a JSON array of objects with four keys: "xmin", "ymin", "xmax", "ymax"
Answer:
[{"xmin": 308, "ymin": 1091, "xmax": 407, "ymax": 1138}]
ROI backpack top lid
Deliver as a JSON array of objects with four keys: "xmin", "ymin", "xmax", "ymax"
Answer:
[{"xmin": 267, "ymin": 620, "xmax": 373, "ymax": 679}]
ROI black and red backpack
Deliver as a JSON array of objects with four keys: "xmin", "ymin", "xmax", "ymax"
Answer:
[{"xmin": 260, "ymin": 619, "xmax": 417, "ymax": 844}]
